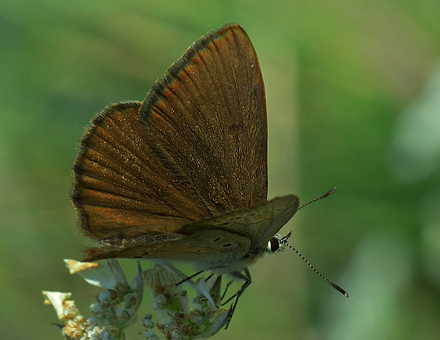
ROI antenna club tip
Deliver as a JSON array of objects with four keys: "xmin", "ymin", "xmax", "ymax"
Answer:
[
  {"xmin": 330, "ymin": 282, "xmax": 349, "ymax": 297},
  {"xmin": 327, "ymin": 187, "xmax": 338, "ymax": 196}
]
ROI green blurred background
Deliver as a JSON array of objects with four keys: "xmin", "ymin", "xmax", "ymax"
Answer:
[{"xmin": 1, "ymin": 0, "xmax": 440, "ymax": 339}]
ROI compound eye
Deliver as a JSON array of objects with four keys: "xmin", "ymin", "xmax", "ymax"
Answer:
[{"xmin": 267, "ymin": 237, "xmax": 280, "ymax": 253}]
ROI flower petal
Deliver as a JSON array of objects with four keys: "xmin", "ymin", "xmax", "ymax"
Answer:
[{"xmin": 64, "ymin": 259, "xmax": 127, "ymax": 288}]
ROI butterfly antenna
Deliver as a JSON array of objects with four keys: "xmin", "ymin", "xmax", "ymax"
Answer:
[
  {"xmin": 298, "ymin": 187, "xmax": 337, "ymax": 211},
  {"xmin": 280, "ymin": 232, "xmax": 349, "ymax": 297}
]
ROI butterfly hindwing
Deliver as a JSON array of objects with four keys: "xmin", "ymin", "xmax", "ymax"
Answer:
[
  {"xmin": 83, "ymin": 228, "xmax": 251, "ymax": 264},
  {"xmin": 83, "ymin": 195, "xmax": 298, "ymax": 268},
  {"xmin": 71, "ymin": 102, "xmax": 210, "ymax": 240}
]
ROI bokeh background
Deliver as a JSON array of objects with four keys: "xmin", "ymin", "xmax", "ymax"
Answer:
[{"xmin": 1, "ymin": 1, "xmax": 440, "ymax": 339}]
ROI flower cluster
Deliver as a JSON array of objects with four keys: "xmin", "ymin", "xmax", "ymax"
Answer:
[
  {"xmin": 43, "ymin": 260, "xmax": 229, "ymax": 340},
  {"xmin": 141, "ymin": 264, "xmax": 229, "ymax": 339},
  {"xmin": 43, "ymin": 259, "xmax": 143, "ymax": 340}
]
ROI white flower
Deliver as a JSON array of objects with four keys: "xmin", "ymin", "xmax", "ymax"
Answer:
[{"xmin": 42, "ymin": 291, "xmax": 78, "ymax": 320}]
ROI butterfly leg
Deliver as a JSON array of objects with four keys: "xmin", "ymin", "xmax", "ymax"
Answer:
[
  {"xmin": 221, "ymin": 280, "xmax": 234, "ymax": 300},
  {"xmin": 222, "ymin": 267, "xmax": 252, "ymax": 329},
  {"xmin": 175, "ymin": 269, "xmax": 204, "ymax": 286},
  {"xmin": 205, "ymin": 273, "xmax": 214, "ymax": 282}
]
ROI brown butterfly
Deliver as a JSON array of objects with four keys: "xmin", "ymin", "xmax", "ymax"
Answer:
[{"xmin": 71, "ymin": 23, "xmax": 346, "ymax": 326}]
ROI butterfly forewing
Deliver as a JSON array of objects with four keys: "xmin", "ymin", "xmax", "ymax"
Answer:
[
  {"xmin": 141, "ymin": 24, "xmax": 267, "ymax": 212},
  {"xmin": 71, "ymin": 24, "xmax": 267, "ymax": 243}
]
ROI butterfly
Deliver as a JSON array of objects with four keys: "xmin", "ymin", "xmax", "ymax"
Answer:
[{"xmin": 71, "ymin": 23, "xmax": 346, "ymax": 327}]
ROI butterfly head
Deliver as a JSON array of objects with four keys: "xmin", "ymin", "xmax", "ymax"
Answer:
[{"xmin": 266, "ymin": 231, "xmax": 292, "ymax": 254}]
